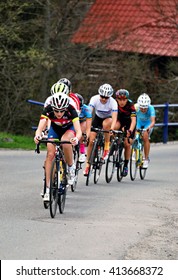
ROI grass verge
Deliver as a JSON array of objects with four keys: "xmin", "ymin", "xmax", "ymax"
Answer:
[{"xmin": 0, "ymin": 132, "xmax": 45, "ymax": 150}]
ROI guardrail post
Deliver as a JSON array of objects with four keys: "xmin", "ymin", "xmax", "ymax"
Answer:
[{"xmin": 163, "ymin": 102, "xmax": 169, "ymax": 144}]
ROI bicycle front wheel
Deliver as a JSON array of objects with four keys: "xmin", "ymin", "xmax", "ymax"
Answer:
[
  {"xmin": 58, "ymin": 160, "xmax": 67, "ymax": 213},
  {"xmin": 139, "ymin": 151, "xmax": 147, "ymax": 180},
  {"xmin": 94, "ymin": 145, "xmax": 104, "ymax": 184},
  {"xmin": 116, "ymin": 145, "xmax": 124, "ymax": 182},
  {"xmin": 105, "ymin": 142, "xmax": 116, "ymax": 183},
  {"xmin": 49, "ymin": 159, "xmax": 58, "ymax": 218},
  {"xmin": 86, "ymin": 141, "xmax": 97, "ymax": 186},
  {"xmin": 130, "ymin": 148, "xmax": 138, "ymax": 181}
]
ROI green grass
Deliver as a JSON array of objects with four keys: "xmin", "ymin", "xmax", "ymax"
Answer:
[{"xmin": 0, "ymin": 132, "xmax": 44, "ymax": 150}]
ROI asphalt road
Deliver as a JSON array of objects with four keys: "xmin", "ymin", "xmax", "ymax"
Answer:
[{"xmin": 0, "ymin": 142, "xmax": 178, "ymax": 260}]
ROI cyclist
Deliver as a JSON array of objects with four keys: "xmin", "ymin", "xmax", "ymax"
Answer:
[
  {"xmin": 83, "ymin": 83, "xmax": 118, "ymax": 176},
  {"xmin": 114, "ymin": 89, "xmax": 136, "ymax": 177},
  {"xmin": 135, "ymin": 93, "xmax": 156, "ymax": 168},
  {"xmin": 76, "ymin": 93, "xmax": 92, "ymax": 163},
  {"xmin": 57, "ymin": 78, "xmax": 80, "ymax": 112},
  {"xmin": 34, "ymin": 92, "xmax": 82, "ymax": 202}
]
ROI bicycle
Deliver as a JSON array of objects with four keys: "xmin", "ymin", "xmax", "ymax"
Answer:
[
  {"xmin": 86, "ymin": 127, "xmax": 109, "ymax": 186},
  {"xmin": 36, "ymin": 139, "xmax": 73, "ymax": 218},
  {"xmin": 105, "ymin": 130, "xmax": 125, "ymax": 183},
  {"xmin": 130, "ymin": 128, "xmax": 147, "ymax": 181}
]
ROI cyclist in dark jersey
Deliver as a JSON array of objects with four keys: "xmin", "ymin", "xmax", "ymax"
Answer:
[
  {"xmin": 34, "ymin": 92, "xmax": 82, "ymax": 201},
  {"xmin": 114, "ymin": 89, "xmax": 136, "ymax": 177}
]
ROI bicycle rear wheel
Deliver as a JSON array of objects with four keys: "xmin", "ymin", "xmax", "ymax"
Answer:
[
  {"xmin": 130, "ymin": 148, "xmax": 138, "ymax": 181},
  {"xmin": 94, "ymin": 144, "xmax": 104, "ymax": 184},
  {"xmin": 105, "ymin": 142, "xmax": 116, "ymax": 183},
  {"xmin": 116, "ymin": 145, "xmax": 124, "ymax": 182},
  {"xmin": 49, "ymin": 159, "xmax": 58, "ymax": 218}
]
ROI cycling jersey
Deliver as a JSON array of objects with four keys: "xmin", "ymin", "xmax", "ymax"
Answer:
[
  {"xmin": 89, "ymin": 95, "xmax": 118, "ymax": 118},
  {"xmin": 40, "ymin": 104, "xmax": 79, "ymax": 133},
  {"xmin": 117, "ymin": 99, "xmax": 136, "ymax": 129},
  {"xmin": 135, "ymin": 104, "xmax": 156, "ymax": 129},
  {"xmin": 79, "ymin": 104, "xmax": 92, "ymax": 121}
]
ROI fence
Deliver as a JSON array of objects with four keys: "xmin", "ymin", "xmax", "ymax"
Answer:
[
  {"xmin": 154, "ymin": 103, "xmax": 178, "ymax": 143},
  {"xmin": 27, "ymin": 99, "xmax": 178, "ymax": 144}
]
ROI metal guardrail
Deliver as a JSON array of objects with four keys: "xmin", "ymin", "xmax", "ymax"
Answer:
[
  {"xmin": 154, "ymin": 103, "xmax": 178, "ymax": 143},
  {"xmin": 27, "ymin": 99, "xmax": 178, "ymax": 144}
]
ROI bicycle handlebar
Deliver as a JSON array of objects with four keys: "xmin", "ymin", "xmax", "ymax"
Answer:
[
  {"xmin": 91, "ymin": 127, "xmax": 110, "ymax": 133},
  {"xmin": 35, "ymin": 139, "xmax": 72, "ymax": 154}
]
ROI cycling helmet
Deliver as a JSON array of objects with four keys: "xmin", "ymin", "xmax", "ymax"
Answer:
[
  {"xmin": 115, "ymin": 89, "xmax": 129, "ymax": 99},
  {"xmin": 51, "ymin": 92, "xmax": 70, "ymax": 110},
  {"xmin": 75, "ymin": 93, "xmax": 84, "ymax": 108},
  {"xmin": 137, "ymin": 93, "xmax": 151, "ymax": 108},
  {"xmin": 50, "ymin": 82, "xmax": 70, "ymax": 95},
  {"xmin": 58, "ymin": 78, "xmax": 72, "ymax": 92},
  {"xmin": 98, "ymin": 83, "xmax": 113, "ymax": 97}
]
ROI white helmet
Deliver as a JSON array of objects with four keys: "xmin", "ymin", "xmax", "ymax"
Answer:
[
  {"xmin": 98, "ymin": 83, "xmax": 113, "ymax": 97},
  {"xmin": 50, "ymin": 82, "xmax": 70, "ymax": 95},
  {"xmin": 51, "ymin": 92, "xmax": 70, "ymax": 110},
  {"xmin": 137, "ymin": 93, "xmax": 151, "ymax": 108}
]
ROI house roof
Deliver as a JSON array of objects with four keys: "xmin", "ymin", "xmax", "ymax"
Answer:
[{"xmin": 71, "ymin": 0, "xmax": 178, "ymax": 57}]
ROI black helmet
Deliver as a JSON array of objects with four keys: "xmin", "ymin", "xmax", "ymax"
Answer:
[{"xmin": 76, "ymin": 93, "xmax": 84, "ymax": 108}]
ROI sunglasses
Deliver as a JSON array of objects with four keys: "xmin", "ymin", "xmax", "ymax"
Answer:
[
  {"xmin": 100, "ymin": 96, "xmax": 109, "ymax": 100},
  {"xmin": 117, "ymin": 96, "xmax": 127, "ymax": 100},
  {"xmin": 53, "ymin": 109, "xmax": 66, "ymax": 113}
]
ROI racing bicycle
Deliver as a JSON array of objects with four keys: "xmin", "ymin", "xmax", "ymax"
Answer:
[
  {"xmin": 105, "ymin": 130, "xmax": 125, "ymax": 183},
  {"xmin": 130, "ymin": 128, "xmax": 147, "ymax": 181},
  {"xmin": 36, "ymin": 139, "xmax": 74, "ymax": 218},
  {"xmin": 86, "ymin": 127, "xmax": 109, "ymax": 186}
]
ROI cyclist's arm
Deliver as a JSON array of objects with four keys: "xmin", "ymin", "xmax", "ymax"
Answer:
[
  {"xmin": 86, "ymin": 118, "xmax": 92, "ymax": 139},
  {"xmin": 110, "ymin": 111, "xmax": 118, "ymax": 130},
  {"xmin": 129, "ymin": 115, "xmax": 136, "ymax": 132},
  {"xmin": 34, "ymin": 117, "xmax": 48, "ymax": 143},
  {"xmin": 73, "ymin": 118, "xmax": 82, "ymax": 141},
  {"xmin": 148, "ymin": 116, "xmax": 156, "ymax": 130}
]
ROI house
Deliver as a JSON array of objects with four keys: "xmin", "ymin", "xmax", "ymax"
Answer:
[{"xmin": 71, "ymin": 0, "xmax": 178, "ymax": 57}]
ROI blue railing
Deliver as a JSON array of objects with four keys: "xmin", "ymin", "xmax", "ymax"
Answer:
[
  {"xmin": 27, "ymin": 99, "xmax": 178, "ymax": 144},
  {"xmin": 154, "ymin": 103, "xmax": 178, "ymax": 143}
]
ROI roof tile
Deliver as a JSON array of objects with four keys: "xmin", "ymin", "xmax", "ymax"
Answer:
[{"xmin": 71, "ymin": 0, "xmax": 178, "ymax": 57}]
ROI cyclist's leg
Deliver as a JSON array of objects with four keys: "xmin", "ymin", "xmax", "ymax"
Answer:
[
  {"xmin": 79, "ymin": 121, "xmax": 87, "ymax": 162},
  {"xmin": 102, "ymin": 117, "xmax": 112, "ymax": 158},
  {"xmin": 83, "ymin": 115, "xmax": 102, "ymax": 175},
  {"xmin": 83, "ymin": 131, "xmax": 96, "ymax": 175},
  {"xmin": 61, "ymin": 127, "xmax": 76, "ymax": 184}
]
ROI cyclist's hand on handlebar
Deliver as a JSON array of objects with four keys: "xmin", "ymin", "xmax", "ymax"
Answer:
[
  {"xmin": 34, "ymin": 135, "xmax": 42, "ymax": 144},
  {"xmin": 70, "ymin": 137, "xmax": 79, "ymax": 146},
  {"xmin": 109, "ymin": 129, "xmax": 114, "ymax": 135}
]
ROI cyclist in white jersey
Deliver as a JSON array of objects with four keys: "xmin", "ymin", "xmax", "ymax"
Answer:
[
  {"xmin": 135, "ymin": 93, "xmax": 156, "ymax": 168},
  {"xmin": 83, "ymin": 83, "xmax": 118, "ymax": 176}
]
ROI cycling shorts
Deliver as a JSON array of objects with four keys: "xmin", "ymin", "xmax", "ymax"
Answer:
[
  {"xmin": 92, "ymin": 114, "xmax": 111, "ymax": 129},
  {"xmin": 48, "ymin": 125, "xmax": 75, "ymax": 140}
]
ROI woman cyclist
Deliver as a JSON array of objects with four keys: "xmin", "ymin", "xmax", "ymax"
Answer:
[
  {"xmin": 114, "ymin": 89, "xmax": 136, "ymax": 177},
  {"xmin": 34, "ymin": 92, "xmax": 82, "ymax": 201},
  {"xmin": 83, "ymin": 83, "xmax": 118, "ymax": 176},
  {"xmin": 135, "ymin": 93, "xmax": 156, "ymax": 168}
]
